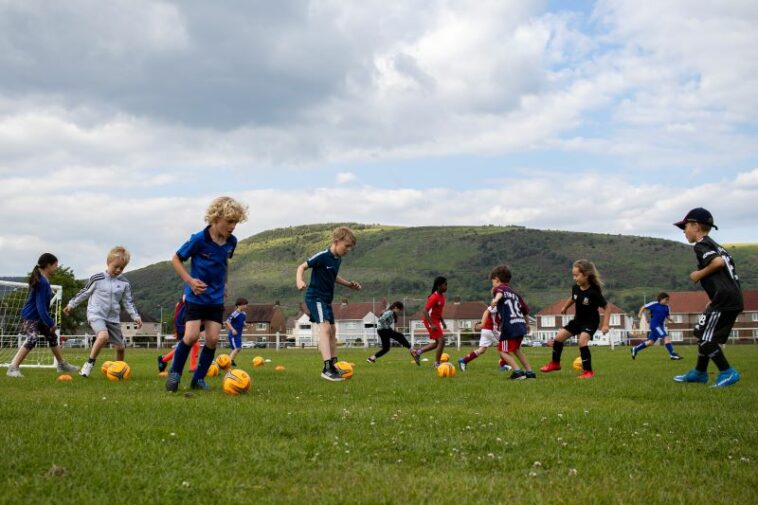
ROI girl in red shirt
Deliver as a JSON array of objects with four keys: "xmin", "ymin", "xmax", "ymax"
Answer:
[{"xmin": 411, "ymin": 276, "xmax": 448, "ymax": 368}]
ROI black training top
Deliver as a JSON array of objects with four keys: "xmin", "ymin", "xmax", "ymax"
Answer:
[
  {"xmin": 694, "ymin": 236, "xmax": 743, "ymax": 312},
  {"xmin": 571, "ymin": 284, "xmax": 607, "ymax": 327}
]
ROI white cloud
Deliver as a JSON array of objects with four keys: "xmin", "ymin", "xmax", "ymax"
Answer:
[{"xmin": 336, "ymin": 172, "xmax": 356, "ymax": 184}]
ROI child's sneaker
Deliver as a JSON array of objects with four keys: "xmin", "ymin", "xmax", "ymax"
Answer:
[
  {"xmin": 367, "ymin": 356, "xmax": 376, "ymax": 364},
  {"xmin": 157, "ymin": 355, "xmax": 167, "ymax": 372},
  {"xmin": 79, "ymin": 361, "xmax": 93, "ymax": 378},
  {"xmin": 410, "ymin": 349, "xmax": 420, "ymax": 366},
  {"xmin": 539, "ymin": 361, "xmax": 561, "ymax": 373},
  {"xmin": 510, "ymin": 370, "xmax": 526, "ymax": 380},
  {"xmin": 499, "ymin": 364, "xmax": 512, "ymax": 372},
  {"xmin": 57, "ymin": 361, "xmax": 80, "ymax": 373},
  {"xmin": 525, "ymin": 371, "xmax": 537, "ymax": 379},
  {"xmin": 321, "ymin": 369, "xmax": 344, "ymax": 382},
  {"xmin": 669, "ymin": 354, "xmax": 682, "ymax": 360},
  {"xmin": 6, "ymin": 366, "xmax": 23, "ymax": 378},
  {"xmin": 457, "ymin": 358, "xmax": 466, "ymax": 372},
  {"xmin": 673, "ymin": 369, "xmax": 708, "ymax": 384},
  {"xmin": 712, "ymin": 368, "xmax": 741, "ymax": 388},
  {"xmin": 165, "ymin": 372, "xmax": 181, "ymax": 392},
  {"xmin": 631, "ymin": 348, "xmax": 637, "ymax": 360},
  {"xmin": 578, "ymin": 370, "xmax": 595, "ymax": 379},
  {"xmin": 190, "ymin": 379, "xmax": 210, "ymax": 390}
]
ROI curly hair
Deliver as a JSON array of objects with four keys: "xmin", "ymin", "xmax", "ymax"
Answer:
[{"xmin": 205, "ymin": 196, "xmax": 249, "ymax": 224}]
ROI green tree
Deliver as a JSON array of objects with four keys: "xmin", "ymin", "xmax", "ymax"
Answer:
[{"xmin": 48, "ymin": 265, "xmax": 85, "ymax": 334}]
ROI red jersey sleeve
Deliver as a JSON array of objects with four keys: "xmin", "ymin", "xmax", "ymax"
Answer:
[{"xmin": 424, "ymin": 293, "xmax": 438, "ymax": 312}]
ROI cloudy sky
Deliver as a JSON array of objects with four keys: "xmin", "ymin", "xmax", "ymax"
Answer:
[{"xmin": 1, "ymin": 0, "xmax": 757, "ymax": 276}]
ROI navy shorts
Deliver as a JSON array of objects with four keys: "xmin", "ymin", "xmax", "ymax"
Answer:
[
  {"xmin": 563, "ymin": 320, "xmax": 598, "ymax": 338},
  {"xmin": 306, "ymin": 298, "xmax": 334, "ymax": 324},
  {"xmin": 184, "ymin": 303, "xmax": 224, "ymax": 325}
]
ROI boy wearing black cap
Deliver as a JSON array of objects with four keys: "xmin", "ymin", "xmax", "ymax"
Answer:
[{"xmin": 673, "ymin": 208, "xmax": 743, "ymax": 388}]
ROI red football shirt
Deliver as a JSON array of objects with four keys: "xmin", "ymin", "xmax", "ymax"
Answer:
[{"xmin": 425, "ymin": 292, "xmax": 445, "ymax": 323}]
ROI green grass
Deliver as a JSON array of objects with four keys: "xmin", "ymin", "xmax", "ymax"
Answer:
[{"xmin": 1, "ymin": 346, "xmax": 756, "ymax": 504}]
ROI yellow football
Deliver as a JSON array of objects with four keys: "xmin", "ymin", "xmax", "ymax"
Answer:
[
  {"xmin": 572, "ymin": 356, "xmax": 583, "ymax": 372},
  {"xmin": 101, "ymin": 360, "xmax": 113, "ymax": 375},
  {"xmin": 106, "ymin": 361, "xmax": 131, "ymax": 381},
  {"xmin": 436, "ymin": 362, "xmax": 456, "ymax": 378},
  {"xmin": 223, "ymin": 369, "xmax": 251, "ymax": 396},
  {"xmin": 440, "ymin": 353, "xmax": 450, "ymax": 363},
  {"xmin": 216, "ymin": 354, "xmax": 232, "ymax": 370},
  {"xmin": 335, "ymin": 361, "xmax": 354, "ymax": 379},
  {"xmin": 252, "ymin": 356, "xmax": 265, "ymax": 367},
  {"xmin": 206, "ymin": 363, "xmax": 219, "ymax": 377}
]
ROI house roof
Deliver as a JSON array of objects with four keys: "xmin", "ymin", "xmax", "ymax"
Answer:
[
  {"xmin": 223, "ymin": 304, "xmax": 283, "ymax": 322},
  {"xmin": 666, "ymin": 290, "xmax": 757, "ymax": 313},
  {"xmin": 297, "ymin": 300, "xmax": 387, "ymax": 321},
  {"xmin": 536, "ymin": 299, "xmax": 626, "ymax": 316},
  {"xmin": 409, "ymin": 300, "xmax": 488, "ymax": 320}
]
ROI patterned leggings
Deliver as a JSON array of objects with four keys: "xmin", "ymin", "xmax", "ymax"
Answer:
[{"xmin": 22, "ymin": 320, "xmax": 58, "ymax": 350}]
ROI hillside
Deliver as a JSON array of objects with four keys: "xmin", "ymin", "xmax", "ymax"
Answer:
[{"xmin": 126, "ymin": 224, "xmax": 758, "ymax": 320}]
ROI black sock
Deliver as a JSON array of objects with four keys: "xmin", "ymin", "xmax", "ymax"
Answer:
[
  {"xmin": 87, "ymin": 357, "xmax": 96, "ymax": 364},
  {"xmin": 579, "ymin": 345, "xmax": 592, "ymax": 371},
  {"xmin": 695, "ymin": 347, "xmax": 710, "ymax": 372},
  {"xmin": 552, "ymin": 341, "xmax": 564, "ymax": 363},
  {"xmin": 700, "ymin": 342, "xmax": 730, "ymax": 372},
  {"xmin": 323, "ymin": 360, "xmax": 331, "ymax": 372}
]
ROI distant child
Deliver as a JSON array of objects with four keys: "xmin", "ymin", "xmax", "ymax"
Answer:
[
  {"xmin": 165, "ymin": 196, "xmax": 248, "ymax": 392},
  {"xmin": 6, "ymin": 253, "xmax": 79, "ymax": 377},
  {"xmin": 367, "ymin": 301, "xmax": 411, "ymax": 363},
  {"xmin": 458, "ymin": 306, "xmax": 499, "ymax": 371},
  {"xmin": 632, "ymin": 292, "xmax": 682, "ymax": 360},
  {"xmin": 296, "ymin": 226, "xmax": 362, "ymax": 381},
  {"xmin": 489, "ymin": 265, "xmax": 535, "ymax": 380},
  {"xmin": 157, "ymin": 296, "xmax": 201, "ymax": 373},
  {"xmin": 540, "ymin": 259, "xmax": 610, "ymax": 379},
  {"xmin": 63, "ymin": 246, "xmax": 142, "ymax": 378},
  {"xmin": 672, "ymin": 208, "xmax": 743, "ymax": 387},
  {"xmin": 411, "ymin": 276, "xmax": 448, "ymax": 368},
  {"xmin": 226, "ymin": 297, "xmax": 249, "ymax": 367}
]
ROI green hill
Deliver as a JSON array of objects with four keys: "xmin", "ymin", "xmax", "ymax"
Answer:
[{"xmin": 126, "ymin": 224, "xmax": 758, "ymax": 320}]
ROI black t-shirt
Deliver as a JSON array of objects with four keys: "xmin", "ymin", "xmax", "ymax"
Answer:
[
  {"xmin": 572, "ymin": 284, "xmax": 607, "ymax": 326},
  {"xmin": 694, "ymin": 236, "xmax": 743, "ymax": 311}
]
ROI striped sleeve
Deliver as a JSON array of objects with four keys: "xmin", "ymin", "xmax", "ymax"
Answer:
[{"xmin": 67, "ymin": 273, "xmax": 103, "ymax": 310}]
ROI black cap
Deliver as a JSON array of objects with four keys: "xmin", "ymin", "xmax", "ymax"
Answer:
[{"xmin": 673, "ymin": 207, "xmax": 718, "ymax": 230}]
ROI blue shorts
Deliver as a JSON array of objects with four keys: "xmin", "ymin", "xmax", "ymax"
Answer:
[
  {"xmin": 647, "ymin": 326, "xmax": 668, "ymax": 341},
  {"xmin": 228, "ymin": 332, "xmax": 242, "ymax": 350},
  {"xmin": 306, "ymin": 298, "xmax": 334, "ymax": 324}
]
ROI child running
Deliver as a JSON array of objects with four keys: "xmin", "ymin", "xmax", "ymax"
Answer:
[
  {"xmin": 367, "ymin": 301, "xmax": 411, "ymax": 364},
  {"xmin": 63, "ymin": 246, "xmax": 142, "ymax": 378},
  {"xmin": 411, "ymin": 276, "xmax": 448, "ymax": 368},
  {"xmin": 6, "ymin": 253, "xmax": 79, "ymax": 377},
  {"xmin": 631, "ymin": 292, "xmax": 682, "ymax": 360},
  {"xmin": 489, "ymin": 265, "xmax": 535, "ymax": 380},
  {"xmin": 226, "ymin": 297, "xmax": 248, "ymax": 367},
  {"xmin": 458, "ymin": 306, "xmax": 499, "ymax": 371},
  {"xmin": 165, "ymin": 196, "xmax": 248, "ymax": 392},
  {"xmin": 540, "ymin": 259, "xmax": 610, "ymax": 379},
  {"xmin": 157, "ymin": 296, "xmax": 200, "ymax": 373},
  {"xmin": 296, "ymin": 226, "xmax": 362, "ymax": 381},
  {"xmin": 672, "ymin": 208, "xmax": 743, "ymax": 387}
]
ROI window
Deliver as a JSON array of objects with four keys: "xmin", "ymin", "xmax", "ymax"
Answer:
[
  {"xmin": 670, "ymin": 331, "xmax": 683, "ymax": 342},
  {"xmin": 256, "ymin": 323, "xmax": 267, "ymax": 331},
  {"xmin": 671, "ymin": 314, "xmax": 684, "ymax": 323},
  {"xmin": 413, "ymin": 321, "xmax": 426, "ymax": 329},
  {"xmin": 753, "ymin": 329, "xmax": 758, "ymax": 338},
  {"xmin": 541, "ymin": 316, "xmax": 556, "ymax": 327},
  {"xmin": 460, "ymin": 320, "xmax": 472, "ymax": 329},
  {"xmin": 752, "ymin": 312, "xmax": 758, "ymax": 322},
  {"xmin": 344, "ymin": 322, "xmax": 358, "ymax": 330},
  {"xmin": 298, "ymin": 324, "xmax": 311, "ymax": 330},
  {"xmin": 562, "ymin": 315, "xmax": 571, "ymax": 326},
  {"xmin": 610, "ymin": 314, "xmax": 621, "ymax": 326},
  {"xmin": 730, "ymin": 330, "xmax": 739, "ymax": 339},
  {"xmin": 364, "ymin": 323, "xmax": 376, "ymax": 329}
]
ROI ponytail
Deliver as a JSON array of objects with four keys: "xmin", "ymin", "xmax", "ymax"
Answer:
[
  {"xmin": 29, "ymin": 253, "xmax": 58, "ymax": 287},
  {"xmin": 388, "ymin": 301, "xmax": 404, "ymax": 323},
  {"xmin": 429, "ymin": 276, "xmax": 447, "ymax": 296}
]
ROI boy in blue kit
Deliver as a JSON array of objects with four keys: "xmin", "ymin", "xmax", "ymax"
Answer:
[
  {"xmin": 296, "ymin": 226, "xmax": 362, "ymax": 381},
  {"xmin": 165, "ymin": 196, "xmax": 248, "ymax": 392},
  {"xmin": 632, "ymin": 292, "xmax": 681, "ymax": 360},
  {"xmin": 226, "ymin": 297, "xmax": 248, "ymax": 367},
  {"xmin": 672, "ymin": 208, "xmax": 743, "ymax": 388}
]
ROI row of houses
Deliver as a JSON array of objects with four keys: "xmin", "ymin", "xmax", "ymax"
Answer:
[{"xmin": 105, "ymin": 291, "xmax": 758, "ymax": 347}]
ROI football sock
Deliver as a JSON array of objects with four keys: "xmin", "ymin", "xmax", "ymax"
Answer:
[
  {"xmin": 87, "ymin": 357, "xmax": 96, "ymax": 364},
  {"xmin": 633, "ymin": 342, "xmax": 647, "ymax": 353},
  {"xmin": 700, "ymin": 341, "xmax": 730, "ymax": 372},
  {"xmin": 161, "ymin": 349, "xmax": 175, "ymax": 363},
  {"xmin": 463, "ymin": 350, "xmax": 479, "ymax": 363},
  {"xmin": 170, "ymin": 340, "xmax": 191, "ymax": 375},
  {"xmin": 579, "ymin": 345, "xmax": 592, "ymax": 371},
  {"xmin": 552, "ymin": 341, "xmax": 564, "ymax": 363},
  {"xmin": 695, "ymin": 347, "xmax": 709, "ymax": 372},
  {"xmin": 323, "ymin": 359, "xmax": 331, "ymax": 372},
  {"xmin": 664, "ymin": 343, "xmax": 675, "ymax": 356},
  {"xmin": 192, "ymin": 345, "xmax": 216, "ymax": 383}
]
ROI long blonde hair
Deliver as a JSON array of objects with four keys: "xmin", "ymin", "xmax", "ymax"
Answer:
[{"xmin": 574, "ymin": 259, "xmax": 604, "ymax": 291}]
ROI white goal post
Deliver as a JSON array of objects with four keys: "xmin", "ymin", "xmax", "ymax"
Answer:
[{"xmin": 0, "ymin": 280, "xmax": 63, "ymax": 368}]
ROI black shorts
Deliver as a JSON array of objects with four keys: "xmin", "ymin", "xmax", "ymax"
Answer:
[
  {"xmin": 563, "ymin": 320, "xmax": 598, "ymax": 338},
  {"xmin": 694, "ymin": 308, "xmax": 740, "ymax": 345},
  {"xmin": 184, "ymin": 303, "xmax": 224, "ymax": 325}
]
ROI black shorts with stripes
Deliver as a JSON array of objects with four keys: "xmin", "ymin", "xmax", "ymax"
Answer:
[{"xmin": 693, "ymin": 308, "xmax": 740, "ymax": 345}]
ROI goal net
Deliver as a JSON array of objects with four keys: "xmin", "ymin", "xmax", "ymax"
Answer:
[{"xmin": 0, "ymin": 280, "xmax": 63, "ymax": 368}]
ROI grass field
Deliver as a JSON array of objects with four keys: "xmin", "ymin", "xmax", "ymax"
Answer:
[{"xmin": 1, "ymin": 345, "xmax": 756, "ymax": 504}]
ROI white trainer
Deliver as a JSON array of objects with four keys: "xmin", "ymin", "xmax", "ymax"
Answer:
[
  {"xmin": 6, "ymin": 366, "xmax": 23, "ymax": 378},
  {"xmin": 79, "ymin": 361, "xmax": 93, "ymax": 377},
  {"xmin": 57, "ymin": 361, "xmax": 80, "ymax": 373}
]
